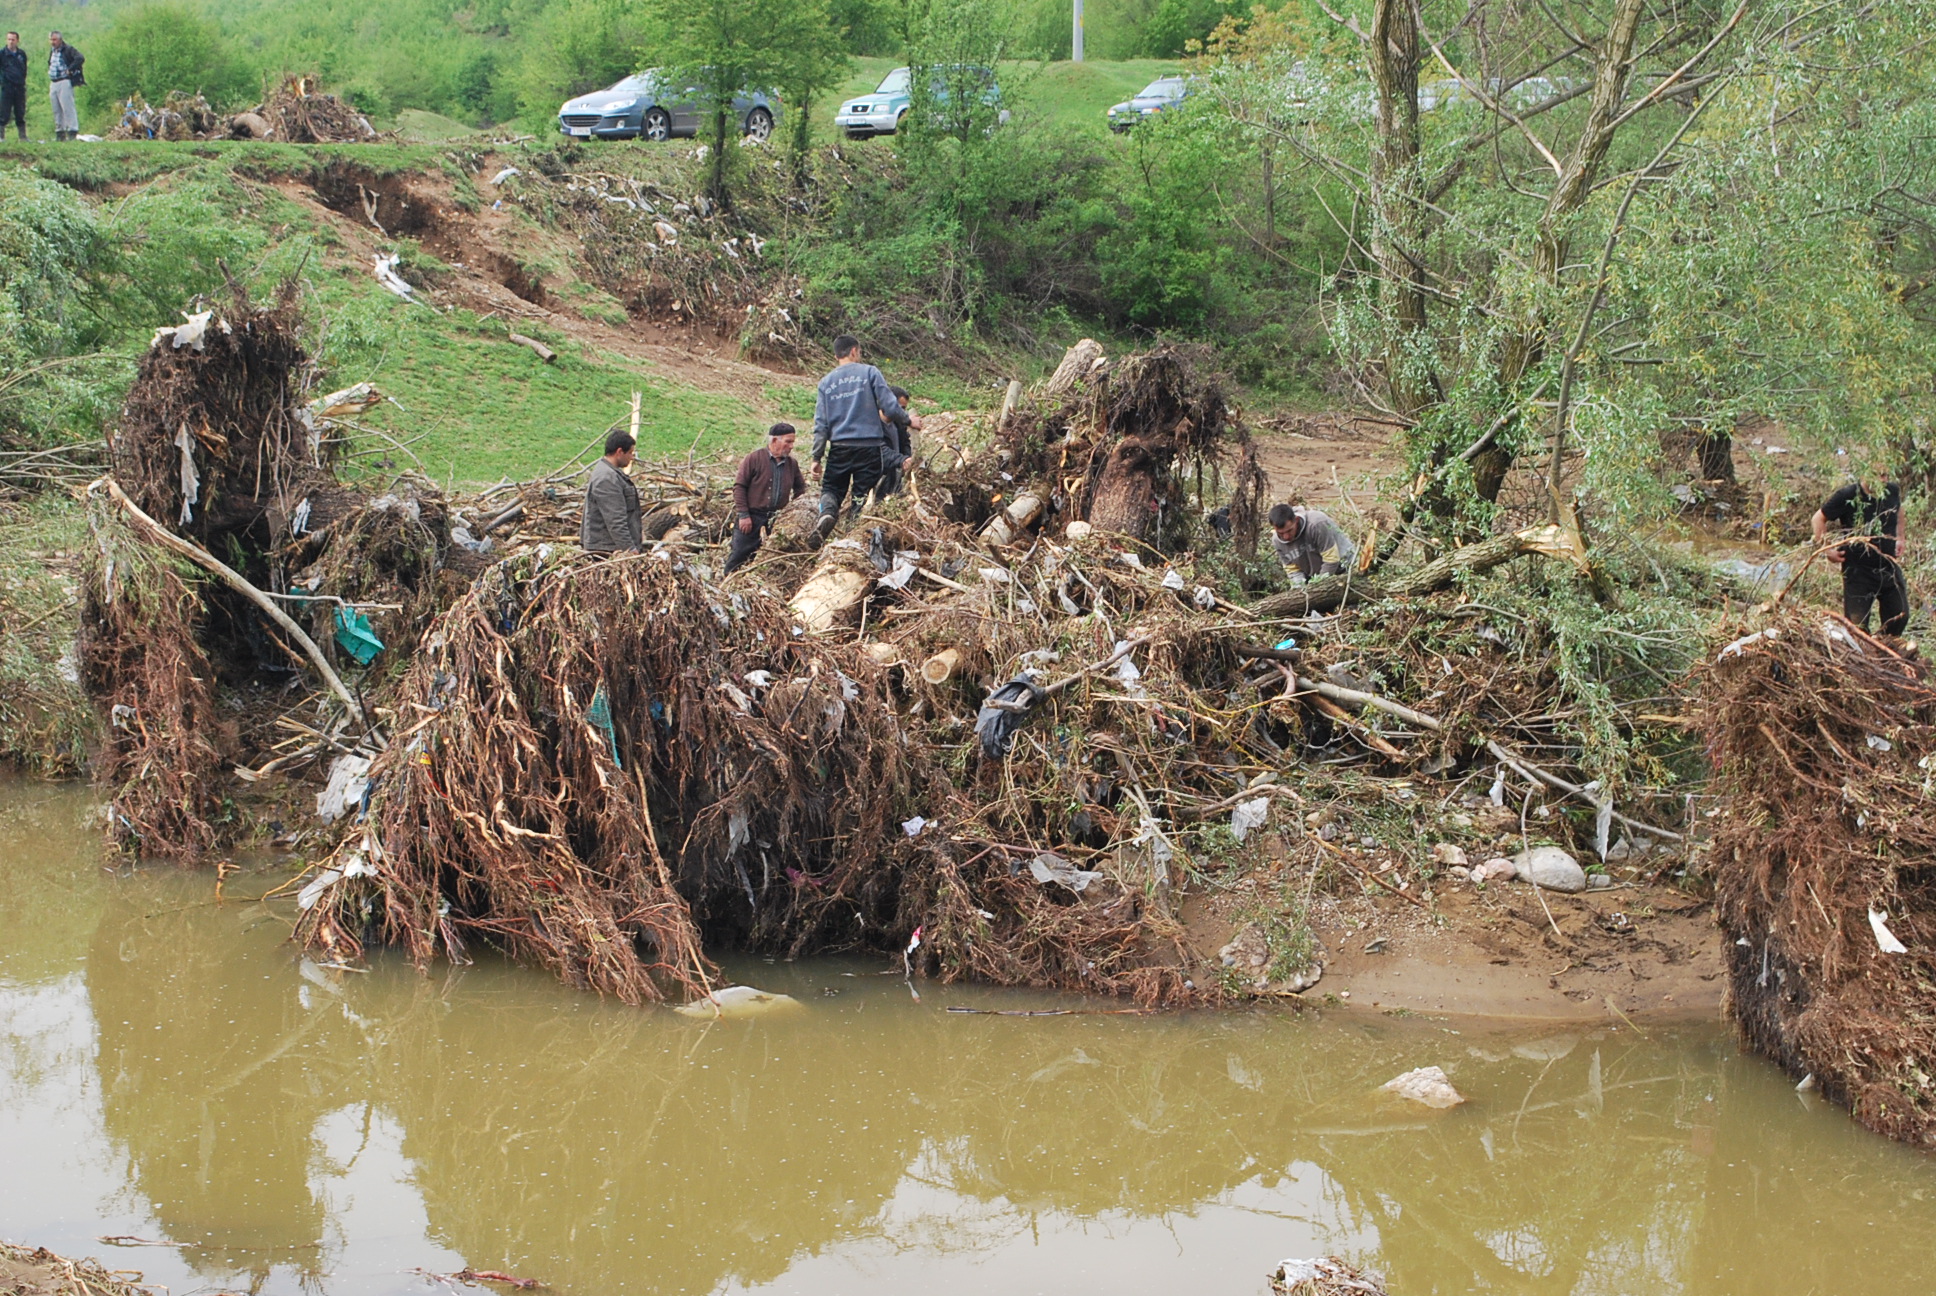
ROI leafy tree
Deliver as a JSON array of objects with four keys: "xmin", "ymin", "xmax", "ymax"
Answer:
[
  {"xmin": 1142, "ymin": 0, "xmax": 1240, "ymax": 58},
  {"xmin": 91, "ymin": 3, "xmax": 251, "ymax": 109},
  {"xmin": 652, "ymin": 0, "xmax": 840, "ymax": 204}
]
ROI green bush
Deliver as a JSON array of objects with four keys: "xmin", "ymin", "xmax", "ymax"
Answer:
[
  {"xmin": 0, "ymin": 169, "xmax": 120, "ymax": 449},
  {"xmin": 90, "ymin": 3, "xmax": 254, "ymax": 110}
]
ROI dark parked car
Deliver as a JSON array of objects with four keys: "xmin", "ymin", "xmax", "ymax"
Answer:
[
  {"xmin": 558, "ymin": 71, "xmax": 779, "ymax": 143},
  {"xmin": 1106, "ymin": 75, "xmax": 1192, "ymax": 132}
]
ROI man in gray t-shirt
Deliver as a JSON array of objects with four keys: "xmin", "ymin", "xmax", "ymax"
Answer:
[{"xmin": 1268, "ymin": 503, "xmax": 1356, "ymax": 584}]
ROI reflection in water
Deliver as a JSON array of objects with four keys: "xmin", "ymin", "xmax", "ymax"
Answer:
[{"xmin": 2, "ymin": 778, "xmax": 1934, "ymax": 1296}]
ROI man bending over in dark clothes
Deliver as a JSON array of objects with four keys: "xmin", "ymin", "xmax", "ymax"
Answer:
[{"xmin": 1813, "ymin": 478, "xmax": 1910, "ymax": 635}]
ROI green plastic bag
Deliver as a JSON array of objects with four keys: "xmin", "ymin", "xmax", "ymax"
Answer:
[{"xmin": 332, "ymin": 605, "xmax": 385, "ymax": 666}]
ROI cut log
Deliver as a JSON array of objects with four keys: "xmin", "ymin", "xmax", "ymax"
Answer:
[
  {"xmin": 1250, "ymin": 523, "xmax": 1585, "ymax": 618},
  {"xmin": 921, "ymin": 648, "xmax": 964, "ymax": 685},
  {"xmin": 1086, "ymin": 435, "xmax": 1160, "ymax": 539},
  {"xmin": 1044, "ymin": 338, "xmax": 1106, "ymax": 399},
  {"xmin": 998, "ymin": 378, "xmax": 1023, "ymax": 426},
  {"xmin": 788, "ymin": 559, "xmax": 871, "ymax": 632},
  {"xmin": 508, "ymin": 331, "xmax": 557, "ymax": 363},
  {"xmin": 980, "ymin": 491, "xmax": 1046, "ymax": 547}
]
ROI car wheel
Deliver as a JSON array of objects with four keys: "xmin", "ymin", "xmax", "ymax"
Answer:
[
  {"xmin": 743, "ymin": 107, "xmax": 773, "ymax": 143},
  {"xmin": 893, "ymin": 108, "xmax": 908, "ymax": 134},
  {"xmin": 642, "ymin": 108, "xmax": 671, "ymax": 142}
]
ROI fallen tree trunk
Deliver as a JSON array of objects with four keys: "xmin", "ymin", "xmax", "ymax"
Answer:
[{"xmin": 1251, "ymin": 523, "xmax": 1583, "ymax": 617}]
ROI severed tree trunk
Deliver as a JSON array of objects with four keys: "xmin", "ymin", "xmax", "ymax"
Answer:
[
  {"xmin": 1249, "ymin": 523, "xmax": 1585, "ymax": 618},
  {"xmin": 1044, "ymin": 339, "xmax": 1107, "ymax": 399},
  {"xmin": 1698, "ymin": 425, "xmax": 1737, "ymax": 483},
  {"xmin": 1085, "ymin": 436, "xmax": 1160, "ymax": 540}
]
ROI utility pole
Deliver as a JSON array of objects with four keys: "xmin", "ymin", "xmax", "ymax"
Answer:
[{"xmin": 1073, "ymin": 0, "xmax": 1085, "ymax": 62}]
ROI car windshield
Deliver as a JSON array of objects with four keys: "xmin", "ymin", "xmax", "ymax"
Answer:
[
  {"xmin": 877, "ymin": 68, "xmax": 911, "ymax": 94},
  {"xmin": 1140, "ymin": 78, "xmax": 1185, "ymax": 98},
  {"xmin": 610, "ymin": 74, "xmax": 656, "ymax": 93}
]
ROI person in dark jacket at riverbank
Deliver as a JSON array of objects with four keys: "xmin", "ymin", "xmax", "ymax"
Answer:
[
  {"xmin": 47, "ymin": 31, "xmax": 81, "ymax": 142},
  {"xmin": 1, "ymin": 34, "xmax": 29, "ymax": 141},
  {"xmin": 725, "ymin": 423, "xmax": 808, "ymax": 575},
  {"xmin": 809, "ymin": 335, "xmax": 916, "ymax": 543},
  {"xmin": 581, "ymin": 429, "xmax": 642, "ymax": 554},
  {"xmin": 1812, "ymin": 478, "xmax": 1909, "ymax": 636}
]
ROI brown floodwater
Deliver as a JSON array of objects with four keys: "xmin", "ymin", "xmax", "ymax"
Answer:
[{"xmin": 2, "ymin": 778, "xmax": 1933, "ymax": 1296}]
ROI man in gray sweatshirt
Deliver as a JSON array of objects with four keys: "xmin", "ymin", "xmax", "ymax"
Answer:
[
  {"xmin": 809, "ymin": 334, "xmax": 916, "ymax": 542},
  {"xmin": 1268, "ymin": 503, "xmax": 1356, "ymax": 584}
]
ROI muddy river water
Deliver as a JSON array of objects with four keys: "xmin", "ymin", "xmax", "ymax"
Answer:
[{"xmin": 3, "ymin": 780, "xmax": 1934, "ymax": 1296}]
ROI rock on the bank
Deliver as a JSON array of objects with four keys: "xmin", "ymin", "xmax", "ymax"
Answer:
[{"xmin": 1512, "ymin": 846, "xmax": 1587, "ymax": 893}]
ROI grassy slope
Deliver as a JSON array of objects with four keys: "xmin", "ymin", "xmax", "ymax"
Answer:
[{"xmin": 22, "ymin": 142, "xmax": 784, "ymax": 485}]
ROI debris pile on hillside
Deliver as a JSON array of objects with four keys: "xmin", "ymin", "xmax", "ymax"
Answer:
[
  {"xmin": 1697, "ymin": 611, "xmax": 1936, "ymax": 1147},
  {"xmin": 256, "ymin": 75, "xmax": 380, "ymax": 143},
  {"xmin": 108, "ymin": 91, "xmax": 227, "ymax": 141},
  {"xmin": 82, "ymin": 294, "xmax": 450, "ymax": 850},
  {"xmin": 103, "ymin": 75, "xmax": 378, "ymax": 143}
]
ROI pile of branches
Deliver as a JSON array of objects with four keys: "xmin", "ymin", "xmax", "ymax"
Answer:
[
  {"xmin": 254, "ymin": 75, "xmax": 378, "ymax": 143},
  {"xmin": 82, "ymin": 290, "xmax": 456, "ymax": 846},
  {"xmin": 111, "ymin": 294, "xmax": 321, "ymax": 541},
  {"xmin": 91, "ymin": 323, "xmax": 1687, "ymax": 1006},
  {"xmin": 108, "ymin": 91, "xmax": 224, "ymax": 140},
  {"xmin": 1697, "ymin": 610, "xmax": 1936, "ymax": 1146}
]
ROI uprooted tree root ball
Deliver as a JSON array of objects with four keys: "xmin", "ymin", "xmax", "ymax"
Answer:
[
  {"xmin": 1697, "ymin": 610, "xmax": 1936, "ymax": 1147},
  {"xmin": 295, "ymin": 553, "xmax": 1201, "ymax": 1004}
]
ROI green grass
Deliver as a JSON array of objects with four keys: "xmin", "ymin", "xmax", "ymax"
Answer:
[
  {"xmin": 338, "ymin": 305, "xmax": 757, "ymax": 485},
  {"xmin": 394, "ymin": 109, "xmax": 489, "ymax": 143}
]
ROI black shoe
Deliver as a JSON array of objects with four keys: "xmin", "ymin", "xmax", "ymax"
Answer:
[{"xmin": 810, "ymin": 512, "xmax": 836, "ymax": 549}]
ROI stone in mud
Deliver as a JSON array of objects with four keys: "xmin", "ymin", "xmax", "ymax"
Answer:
[
  {"xmin": 1219, "ymin": 922, "xmax": 1323, "ymax": 994},
  {"xmin": 1512, "ymin": 846, "xmax": 1587, "ymax": 893},
  {"xmin": 1472, "ymin": 857, "xmax": 1518, "ymax": 884},
  {"xmin": 1429, "ymin": 842, "xmax": 1468, "ymax": 869},
  {"xmin": 1380, "ymin": 1065, "xmax": 1465, "ymax": 1109}
]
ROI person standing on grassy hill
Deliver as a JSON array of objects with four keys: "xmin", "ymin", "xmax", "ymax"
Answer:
[
  {"xmin": 1268, "ymin": 502, "xmax": 1356, "ymax": 585},
  {"xmin": 1812, "ymin": 478, "xmax": 1909, "ymax": 636},
  {"xmin": 46, "ymin": 31, "xmax": 81, "ymax": 142},
  {"xmin": 581, "ymin": 429, "xmax": 643, "ymax": 554},
  {"xmin": 1, "ymin": 34, "xmax": 28, "ymax": 141},
  {"xmin": 809, "ymin": 334, "xmax": 916, "ymax": 544},
  {"xmin": 724, "ymin": 422, "xmax": 808, "ymax": 575}
]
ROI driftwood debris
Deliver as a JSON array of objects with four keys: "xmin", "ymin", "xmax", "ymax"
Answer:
[
  {"xmin": 1252, "ymin": 523, "xmax": 1587, "ymax": 618},
  {"xmin": 508, "ymin": 330, "xmax": 558, "ymax": 363},
  {"xmin": 98, "ymin": 478, "xmax": 368, "ymax": 727}
]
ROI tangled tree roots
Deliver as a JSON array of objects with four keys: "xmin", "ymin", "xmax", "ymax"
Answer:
[
  {"xmin": 296, "ymin": 547, "xmax": 1216, "ymax": 1005},
  {"xmin": 1697, "ymin": 610, "xmax": 1936, "ymax": 1147},
  {"xmin": 78, "ymin": 510, "xmax": 225, "ymax": 858},
  {"xmin": 111, "ymin": 294, "xmax": 319, "ymax": 541}
]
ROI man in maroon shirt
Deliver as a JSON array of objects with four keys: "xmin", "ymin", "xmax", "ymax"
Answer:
[{"xmin": 724, "ymin": 423, "xmax": 809, "ymax": 575}]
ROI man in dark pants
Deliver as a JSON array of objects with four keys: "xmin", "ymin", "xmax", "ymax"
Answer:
[
  {"xmin": 809, "ymin": 335, "xmax": 916, "ymax": 543},
  {"xmin": 876, "ymin": 385, "xmax": 914, "ymax": 499},
  {"xmin": 1, "ymin": 34, "xmax": 28, "ymax": 141},
  {"xmin": 724, "ymin": 422, "xmax": 808, "ymax": 575},
  {"xmin": 1813, "ymin": 479, "xmax": 1909, "ymax": 635}
]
